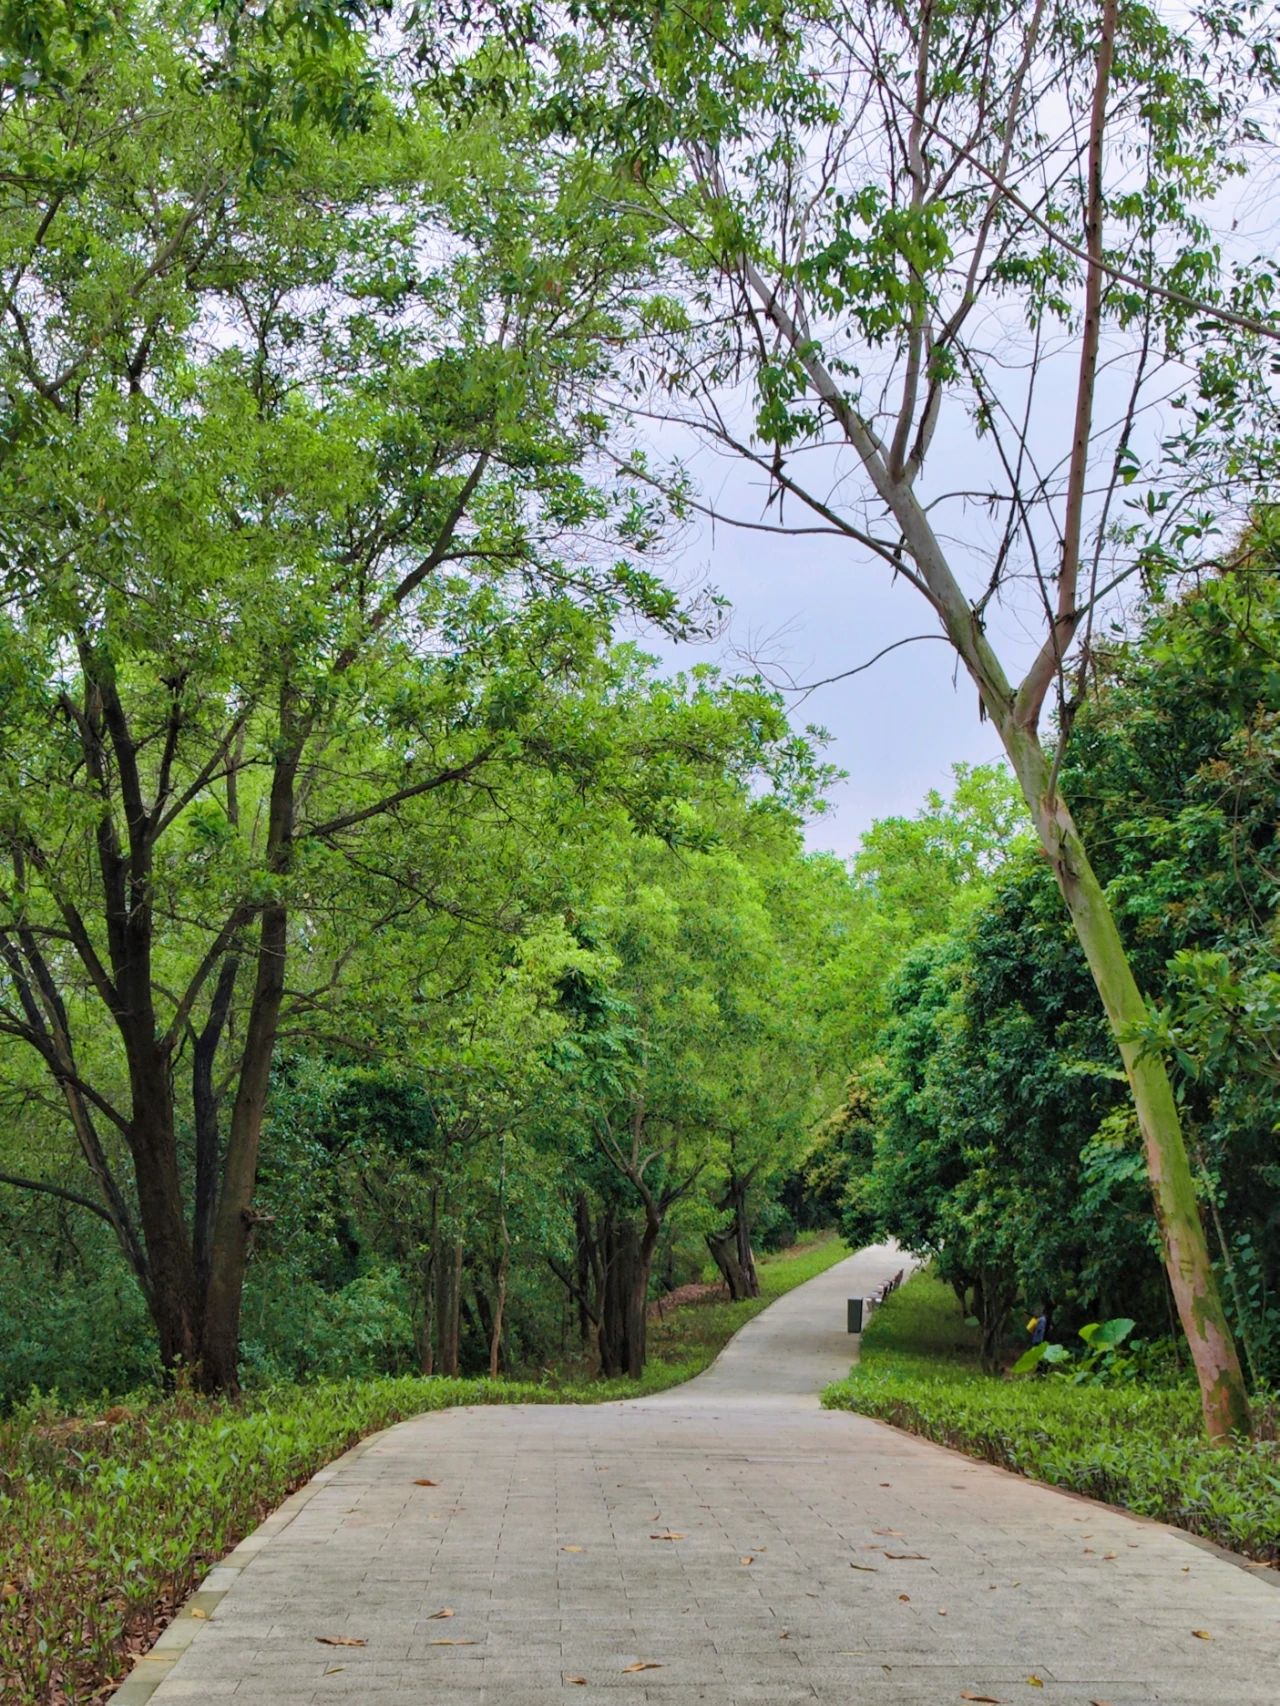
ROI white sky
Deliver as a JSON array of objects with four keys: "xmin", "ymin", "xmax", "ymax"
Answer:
[{"xmin": 641, "ymin": 463, "xmax": 1021, "ymax": 858}]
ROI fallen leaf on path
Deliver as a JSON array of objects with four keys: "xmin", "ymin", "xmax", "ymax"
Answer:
[
  {"xmin": 960, "ymin": 1693, "xmax": 1006, "ymax": 1703},
  {"xmin": 564, "ymin": 1676, "xmax": 587, "ymax": 1686},
  {"xmin": 429, "ymin": 1638, "xmax": 477, "ymax": 1646},
  {"xmin": 413, "ymin": 1478, "xmax": 439, "ymax": 1487},
  {"xmin": 1102, "ymin": 1552, "xmax": 1117, "ymax": 1561},
  {"xmin": 880, "ymin": 1481, "xmax": 891, "ymax": 1487},
  {"xmin": 937, "ymin": 1608, "xmax": 948, "ymax": 1617},
  {"xmin": 1191, "ymin": 1630, "xmax": 1213, "ymax": 1640},
  {"xmin": 849, "ymin": 1563, "xmax": 878, "ymax": 1572},
  {"xmin": 1083, "ymin": 1548, "xmax": 1095, "ymax": 1555},
  {"xmin": 739, "ymin": 1556, "xmax": 754, "ymax": 1566},
  {"xmin": 873, "ymin": 1528, "xmax": 906, "ymax": 1537},
  {"xmin": 562, "ymin": 1545, "xmax": 585, "ymax": 1553},
  {"xmin": 778, "ymin": 1631, "xmax": 790, "ymax": 1640},
  {"xmin": 426, "ymin": 1608, "xmax": 454, "ymax": 1619},
  {"xmin": 1026, "ymin": 1677, "xmax": 1044, "ymax": 1688},
  {"xmin": 898, "ymin": 1593, "xmax": 910, "ymax": 1603},
  {"xmin": 190, "ymin": 1609, "xmax": 208, "ymax": 1620},
  {"xmin": 316, "ymin": 1637, "xmax": 366, "ymax": 1648},
  {"xmin": 649, "ymin": 1532, "xmax": 686, "ymax": 1541},
  {"xmin": 1089, "ymin": 1699, "xmax": 1116, "ymax": 1705},
  {"xmin": 884, "ymin": 1552, "xmax": 929, "ymax": 1560},
  {"xmin": 323, "ymin": 1666, "xmax": 345, "ymax": 1675},
  {"xmin": 622, "ymin": 1661, "xmax": 663, "ymax": 1672}
]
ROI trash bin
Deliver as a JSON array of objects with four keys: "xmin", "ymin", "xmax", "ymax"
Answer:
[{"xmin": 847, "ymin": 1297, "xmax": 865, "ymax": 1334}]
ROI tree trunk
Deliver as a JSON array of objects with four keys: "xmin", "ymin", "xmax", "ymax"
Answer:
[
  {"xmin": 489, "ymin": 1211, "xmax": 509, "ymax": 1379},
  {"xmin": 129, "ymin": 1084, "xmax": 203, "ymax": 1375},
  {"xmin": 198, "ymin": 707, "xmax": 302, "ymax": 1395},
  {"xmin": 1005, "ymin": 730, "xmax": 1251, "ymax": 1436},
  {"xmin": 435, "ymin": 1239, "xmax": 464, "ymax": 1376},
  {"xmin": 575, "ymin": 1192, "xmax": 596, "ymax": 1348},
  {"xmin": 597, "ymin": 1210, "xmax": 660, "ymax": 1379},
  {"xmin": 706, "ymin": 1176, "xmax": 759, "ymax": 1300}
]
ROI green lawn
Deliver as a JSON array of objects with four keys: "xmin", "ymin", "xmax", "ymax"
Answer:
[
  {"xmin": 0, "ymin": 1232, "xmax": 847, "ymax": 1706},
  {"xmin": 823, "ymin": 1269, "xmax": 1280, "ymax": 1565}
]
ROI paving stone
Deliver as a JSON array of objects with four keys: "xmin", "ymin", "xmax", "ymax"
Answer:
[{"xmin": 122, "ymin": 1245, "xmax": 1279, "ymax": 1705}]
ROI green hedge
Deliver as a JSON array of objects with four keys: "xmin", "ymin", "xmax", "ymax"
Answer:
[{"xmin": 822, "ymin": 1271, "xmax": 1280, "ymax": 1563}]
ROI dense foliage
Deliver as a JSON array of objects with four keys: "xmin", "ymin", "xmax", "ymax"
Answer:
[{"xmin": 822, "ymin": 563, "xmax": 1280, "ymax": 1380}]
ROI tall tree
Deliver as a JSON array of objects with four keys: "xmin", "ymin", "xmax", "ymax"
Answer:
[
  {"xmin": 541, "ymin": 0, "xmax": 1280, "ymax": 1435},
  {"xmin": 0, "ymin": 7, "xmax": 701, "ymax": 1391}
]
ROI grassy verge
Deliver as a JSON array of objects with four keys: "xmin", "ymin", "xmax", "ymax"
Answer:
[
  {"xmin": 1, "ymin": 1232, "xmax": 847, "ymax": 1705},
  {"xmin": 822, "ymin": 1270, "xmax": 1280, "ymax": 1565}
]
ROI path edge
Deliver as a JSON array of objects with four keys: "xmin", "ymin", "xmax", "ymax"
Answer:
[
  {"xmin": 109, "ymin": 1423, "xmax": 396, "ymax": 1704},
  {"xmin": 846, "ymin": 1407, "xmax": 1280, "ymax": 1587}
]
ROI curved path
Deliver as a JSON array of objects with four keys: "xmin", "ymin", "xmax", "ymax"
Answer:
[{"xmin": 123, "ymin": 1246, "xmax": 1276, "ymax": 1705}]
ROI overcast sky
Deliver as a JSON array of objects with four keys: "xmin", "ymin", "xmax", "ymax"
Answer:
[{"xmin": 633, "ymin": 416, "xmax": 1047, "ymax": 861}]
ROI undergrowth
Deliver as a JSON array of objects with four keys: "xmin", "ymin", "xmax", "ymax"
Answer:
[
  {"xmin": 1, "ymin": 1233, "xmax": 846, "ymax": 1705},
  {"xmin": 823, "ymin": 1270, "xmax": 1280, "ymax": 1565}
]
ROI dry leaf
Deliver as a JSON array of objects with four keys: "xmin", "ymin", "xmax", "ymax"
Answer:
[
  {"xmin": 316, "ymin": 1637, "xmax": 367, "ymax": 1648},
  {"xmin": 873, "ymin": 1528, "xmax": 906, "ymax": 1537},
  {"xmin": 884, "ymin": 1552, "xmax": 929, "ymax": 1560},
  {"xmin": 1191, "ymin": 1629, "xmax": 1213, "ymax": 1641},
  {"xmin": 564, "ymin": 1676, "xmax": 587, "ymax": 1686},
  {"xmin": 1026, "ymin": 1677, "xmax": 1044, "ymax": 1688},
  {"xmin": 649, "ymin": 1532, "xmax": 686, "ymax": 1541},
  {"xmin": 1083, "ymin": 1548, "xmax": 1095, "ymax": 1555},
  {"xmin": 778, "ymin": 1631, "xmax": 790, "ymax": 1640},
  {"xmin": 562, "ymin": 1545, "xmax": 585, "ymax": 1553},
  {"xmin": 1089, "ymin": 1699, "xmax": 1116, "ymax": 1705},
  {"xmin": 429, "ymin": 1638, "xmax": 477, "ymax": 1647},
  {"xmin": 739, "ymin": 1556, "xmax": 754, "ymax": 1566},
  {"xmin": 427, "ymin": 1608, "xmax": 454, "ymax": 1619},
  {"xmin": 1103, "ymin": 1552, "xmax": 1117, "ymax": 1561},
  {"xmin": 413, "ymin": 1478, "xmax": 439, "ymax": 1487},
  {"xmin": 622, "ymin": 1661, "xmax": 663, "ymax": 1672},
  {"xmin": 937, "ymin": 1608, "xmax": 948, "ymax": 1617},
  {"xmin": 960, "ymin": 1693, "xmax": 1006, "ymax": 1704},
  {"xmin": 849, "ymin": 1562, "xmax": 878, "ymax": 1572},
  {"xmin": 190, "ymin": 1608, "xmax": 208, "ymax": 1621},
  {"xmin": 898, "ymin": 1593, "xmax": 910, "ymax": 1603},
  {"xmin": 323, "ymin": 1666, "xmax": 345, "ymax": 1675},
  {"xmin": 880, "ymin": 1481, "xmax": 891, "ymax": 1487}
]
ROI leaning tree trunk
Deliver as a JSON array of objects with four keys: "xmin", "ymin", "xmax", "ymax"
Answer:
[{"xmin": 1005, "ymin": 729, "xmax": 1251, "ymax": 1437}]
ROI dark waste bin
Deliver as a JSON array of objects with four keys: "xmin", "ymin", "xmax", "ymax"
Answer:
[{"xmin": 847, "ymin": 1297, "xmax": 865, "ymax": 1334}]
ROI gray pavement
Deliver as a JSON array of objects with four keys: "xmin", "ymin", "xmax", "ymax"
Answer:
[{"xmin": 123, "ymin": 1244, "xmax": 1278, "ymax": 1705}]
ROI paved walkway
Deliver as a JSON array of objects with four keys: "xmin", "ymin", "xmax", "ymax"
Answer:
[{"xmin": 125, "ymin": 1246, "xmax": 1277, "ymax": 1705}]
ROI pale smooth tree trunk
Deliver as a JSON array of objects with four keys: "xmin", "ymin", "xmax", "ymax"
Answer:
[{"xmin": 1004, "ymin": 730, "xmax": 1251, "ymax": 1437}]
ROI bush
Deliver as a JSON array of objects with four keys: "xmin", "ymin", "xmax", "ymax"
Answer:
[{"xmin": 823, "ymin": 1271, "xmax": 1280, "ymax": 1563}]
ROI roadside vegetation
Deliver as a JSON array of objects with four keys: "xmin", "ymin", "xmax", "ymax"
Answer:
[
  {"xmin": 0, "ymin": 1235, "xmax": 844, "ymax": 1706},
  {"xmin": 825, "ymin": 1273, "xmax": 1280, "ymax": 1564}
]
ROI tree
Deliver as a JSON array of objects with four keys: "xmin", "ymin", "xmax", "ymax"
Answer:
[
  {"xmin": 0, "ymin": 8, "xmax": 711, "ymax": 1392},
  {"xmin": 550, "ymin": 0, "xmax": 1280, "ymax": 1435}
]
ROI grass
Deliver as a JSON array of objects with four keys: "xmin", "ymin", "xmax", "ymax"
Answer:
[
  {"xmin": 0, "ymin": 1231, "xmax": 847, "ymax": 1706},
  {"xmin": 823, "ymin": 1269, "xmax": 1280, "ymax": 1566}
]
